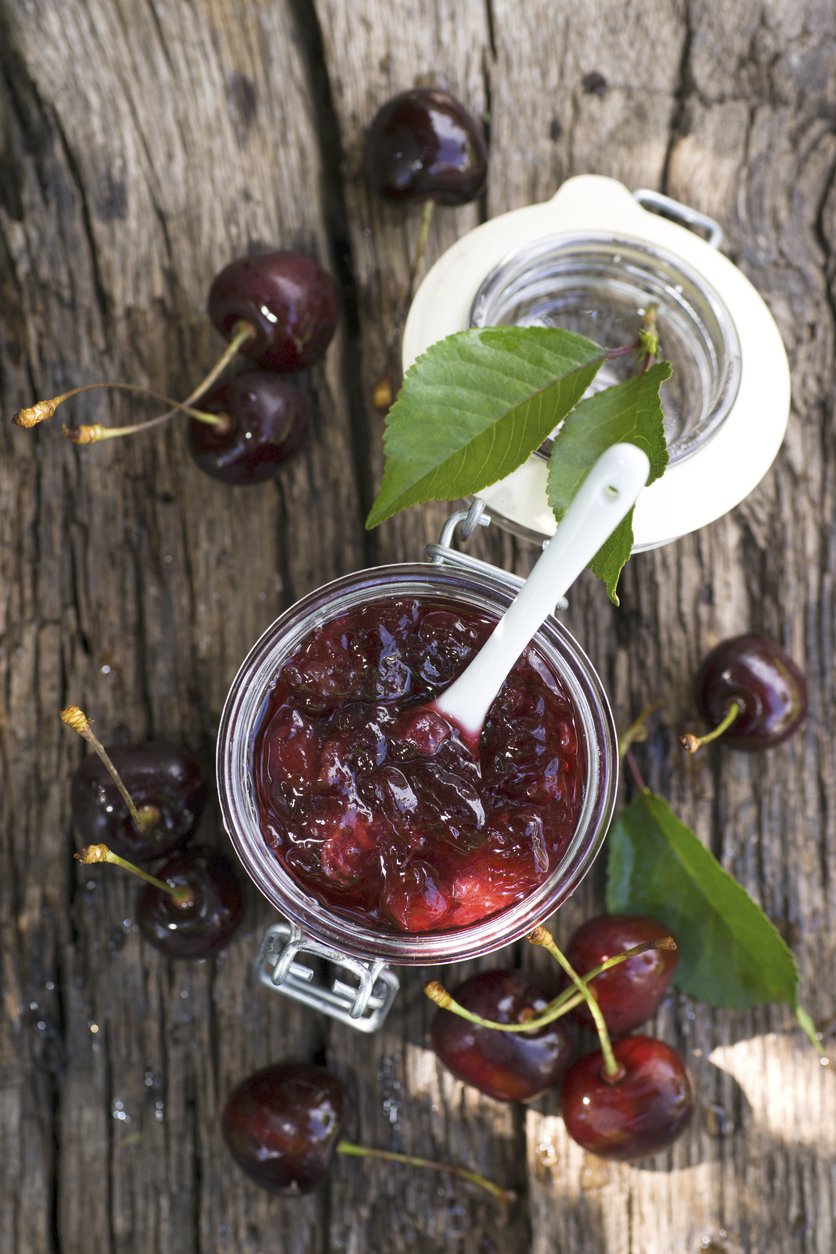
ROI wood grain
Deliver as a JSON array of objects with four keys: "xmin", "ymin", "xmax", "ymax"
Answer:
[{"xmin": 1, "ymin": 0, "xmax": 833, "ymax": 1251}]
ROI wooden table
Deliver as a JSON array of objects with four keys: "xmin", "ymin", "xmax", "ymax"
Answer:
[{"xmin": 2, "ymin": 2, "xmax": 834, "ymax": 1250}]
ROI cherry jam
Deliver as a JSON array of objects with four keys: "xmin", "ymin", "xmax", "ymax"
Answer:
[{"xmin": 251, "ymin": 598, "xmax": 583, "ymax": 934}]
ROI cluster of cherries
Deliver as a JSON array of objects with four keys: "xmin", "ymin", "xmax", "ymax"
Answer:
[
  {"xmin": 12, "ymin": 86, "xmax": 488, "ymax": 459},
  {"xmin": 63, "ymin": 707, "xmax": 244, "ymax": 957},
  {"xmin": 428, "ymin": 916, "xmax": 690, "ymax": 1162}
]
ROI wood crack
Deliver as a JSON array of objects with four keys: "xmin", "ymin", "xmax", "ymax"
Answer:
[{"xmin": 288, "ymin": 0, "xmax": 379, "ymax": 570}]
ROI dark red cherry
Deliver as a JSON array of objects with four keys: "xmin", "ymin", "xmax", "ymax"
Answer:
[
  {"xmin": 222, "ymin": 1063, "xmax": 346, "ymax": 1195},
  {"xmin": 695, "ymin": 633, "xmax": 808, "ymax": 751},
  {"xmin": 71, "ymin": 742, "xmax": 207, "ymax": 863},
  {"xmin": 187, "ymin": 372, "xmax": 311, "ymax": 484},
  {"xmin": 137, "ymin": 847, "xmax": 244, "ymax": 958},
  {"xmin": 566, "ymin": 915, "xmax": 678, "ymax": 1035},
  {"xmin": 561, "ymin": 1036, "xmax": 695, "ymax": 1161},
  {"xmin": 364, "ymin": 88, "xmax": 487, "ymax": 207},
  {"xmin": 208, "ymin": 251, "xmax": 340, "ymax": 372},
  {"xmin": 431, "ymin": 969, "xmax": 574, "ymax": 1102}
]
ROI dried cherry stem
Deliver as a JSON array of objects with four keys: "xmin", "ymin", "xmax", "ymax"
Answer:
[
  {"xmin": 60, "ymin": 705, "xmax": 159, "ymax": 835},
  {"xmin": 680, "ymin": 701, "xmax": 742, "ymax": 754},
  {"xmin": 424, "ymin": 937, "xmax": 676, "ymax": 1035},
  {"xmin": 15, "ymin": 383, "xmax": 226, "ymax": 439},
  {"xmin": 618, "ymin": 700, "xmax": 662, "ymax": 759},
  {"xmin": 528, "ymin": 925, "xmax": 625, "ymax": 1082},
  {"xmin": 336, "ymin": 1141, "xmax": 515, "ymax": 1203},
  {"xmin": 373, "ymin": 198, "xmax": 436, "ymax": 411},
  {"xmin": 12, "ymin": 320, "xmax": 254, "ymax": 432},
  {"xmin": 75, "ymin": 843, "xmax": 193, "ymax": 908}
]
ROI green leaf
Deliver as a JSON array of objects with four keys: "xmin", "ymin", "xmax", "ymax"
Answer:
[
  {"xmin": 606, "ymin": 790, "xmax": 799, "ymax": 1010},
  {"xmin": 547, "ymin": 362, "xmax": 671, "ymax": 603},
  {"xmin": 366, "ymin": 327, "xmax": 606, "ymax": 529}
]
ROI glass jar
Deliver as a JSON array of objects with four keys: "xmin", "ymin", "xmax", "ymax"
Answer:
[
  {"xmin": 217, "ymin": 528, "xmax": 617, "ymax": 1030},
  {"xmin": 403, "ymin": 176, "xmax": 790, "ymax": 550}
]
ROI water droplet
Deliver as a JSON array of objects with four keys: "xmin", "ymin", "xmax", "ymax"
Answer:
[
  {"xmin": 535, "ymin": 1139, "xmax": 558, "ymax": 1168},
  {"xmin": 45, "ymin": 981, "xmax": 55, "ymax": 992},
  {"xmin": 101, "ymin": 664, "xmax": 112, "ymax": 675},
  {"xmin": 29, "ymin": 1001, "xmax": 39, "ymax": 1011},
  {"xmin": 89, "ymin": 1022, "xmax": 99, "ymax": 1034},
  {"xmin": 154, "ymin": 1100, "xmax": 165, "ymax": 1122},
  {"xmin": 163, "ymin": 553, "xmax": 173, "ymax": 564},
  {"xmin": 36, "ymin": 1020, "xmax": 47, "ymax": 1032},
  {"xmin": 144, "ymin": 1069, "xmax": 156, "ymax": 1088},
  {"xmin": 111, "ymin": 1100, "xmax": 131, "ymax": 1123}
]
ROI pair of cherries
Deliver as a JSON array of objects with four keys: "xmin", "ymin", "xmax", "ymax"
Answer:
[
  {"xmin": 431, "ymin": 915, "xmax": 692, "ymax": 1162},
  {"xmin": 65, "ymin": 709, "xmax": 243, "ymax": 957},
  {"xmin": 13, "ymin": 251, "xmax": 338, "ymax": 485}
]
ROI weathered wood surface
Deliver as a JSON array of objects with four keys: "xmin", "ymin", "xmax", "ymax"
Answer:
[{"xmin": 1, "ymin": 0, "xmax": 834, "ymax": 1250}]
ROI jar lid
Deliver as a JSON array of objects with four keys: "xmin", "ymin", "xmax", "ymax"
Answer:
[{"xmin": 402, "ymin": 175, "xmax": 791, "ymax": 550}]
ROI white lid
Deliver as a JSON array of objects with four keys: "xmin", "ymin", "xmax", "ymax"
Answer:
[{"xmin": 402, "ymin": 175, "xmax": 791, "ymax": 550}]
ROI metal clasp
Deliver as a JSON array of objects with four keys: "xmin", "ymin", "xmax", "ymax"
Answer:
[
  {"xmin": 255, "ymin": 922, "xmax": 400, "ymax": 1033},
  {"xmin": 632, "ymin": 188, "xmax": 725, "ymax": 250},
  {"xmin": 428, "ymin": 500, "xmax": 568, "ymax": 612}
]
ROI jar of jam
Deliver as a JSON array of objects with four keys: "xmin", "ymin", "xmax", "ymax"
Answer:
[
  {"xmin": 217, "ymin": 512, "xmax": 617, "ymax": 1032},
  {"xmin": 403, "ymin": 175, "xmax": 791, "ymax": 550}
]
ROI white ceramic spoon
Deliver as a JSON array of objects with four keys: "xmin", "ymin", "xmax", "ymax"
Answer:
[{"xmin": 434, "ymin": 442, "xmax": 651, "ymax": 739}]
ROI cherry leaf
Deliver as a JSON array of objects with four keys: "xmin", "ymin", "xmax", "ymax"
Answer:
[
  {"xmin": 546, "ymin": 362, "xmax": 670, "ymax": 603},
  {"xmin": 366, "ymin": 327, "xmax": 606, "ymax": 529},
  {"xmin": 606, "ymin": 790, "xmax": 799, "ymax": 1010}
]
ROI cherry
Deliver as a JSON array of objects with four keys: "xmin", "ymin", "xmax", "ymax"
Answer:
[
  {"xmin": 561, "ymin": 1036, "xmax": 695, "ymax": 1161},
  {"xmin": 187, "ymin": 371, "xmax": 311, "ymax": 484},
  {"xmin": 136, "ymin": 847, "xmax": 245, "ymax": 958},
  {"xmin": 64, "ymin": 706, "xmax": 207, "ymax": 863},
  {"xmin": 207, "ymin": 251, "xmax": 339, "ymax": 373},
  {"xmin": 431, "ymin": 969, "xmax": 574, "ymax": 1102},
  {"xmin": 363, "ymin": 87, "xmax": 487, "ymax": 410},
  {"xmin": 565, "ymin": 915, "xmax": 678, "ymax": 1035},
  {"xmin": 682, "ymin": 633, "xmax": 808, "ymax": 753},
  {"xmin": 223, "ymin": 1063, "xmax": 345, "ymax": 1195},
  {"xmin": 364, "ymin": 88, "xmax": 487, "ymax": 207},
  {"xmin": 222, "ymin": 1061, "xmax": 514, "ymax": 1200},
  {"xmin": 76, "ymin": 842, "xmax": 244, "ymax": 959}
]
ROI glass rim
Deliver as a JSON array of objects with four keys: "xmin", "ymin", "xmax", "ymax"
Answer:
[
  {"xmin": 469, "ymin": 228, "xmax": 743, "ymax": 469},
  {"xmin": 216, "ymin": 561, "xmax": 618, "ymax": 966}
]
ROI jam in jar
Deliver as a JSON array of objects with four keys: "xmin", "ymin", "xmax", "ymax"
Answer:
[{"xmin": 252, "ymin": 597, "xmax": 583, "ymax": 934}]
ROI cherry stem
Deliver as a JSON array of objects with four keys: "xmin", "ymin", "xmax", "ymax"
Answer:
[
  {"xmin": 795, "ymin": 1005, "xmax": 830, "ymax": 1063},
  {"xmin": 528, "ymin": 925, "xmax": 625, "ymax": 1081},
  {"xmin": 638, "ymin": 303, "xmax": 659, "ymax": 374},
  {"xmin": 680, "ymin": 700, "xmax": 742, "ymax": 754},
  {"xmin": 424, "ymin": 937, "xmax": 676, "ymax": 1035},
  {"xmin": 60, "ymin": 705, "xmax": 159, "ymax": 836},
  {"xmin": 624, "ymin": 747, "xmax": 649, "ymax": 793},
  {"xmin": 75, "ymin": 843, "xmax": 193, "ymax": 907},
  {"xmin": 336, "ymin": 1141, "xmax": 515, "ymax": 1203},
  {"xmin": 604, "ymin": 340, "xmax": 642, "ymax": 360},
  {"xmin": 12, "ymin": 320, "xmax": 253, "ymax": 433},
  {"xmin": 618, "ymin": 700, "xmax": 662, "ymax": 759},
  {"xmin": 373, "ymin": 199, "xmax": 437, "ymax": 411}
]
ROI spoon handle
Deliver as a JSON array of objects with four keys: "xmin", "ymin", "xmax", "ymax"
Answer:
[{"xmin": 435, "ymin": 443, "xmax": 650, "ymax": 737}]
